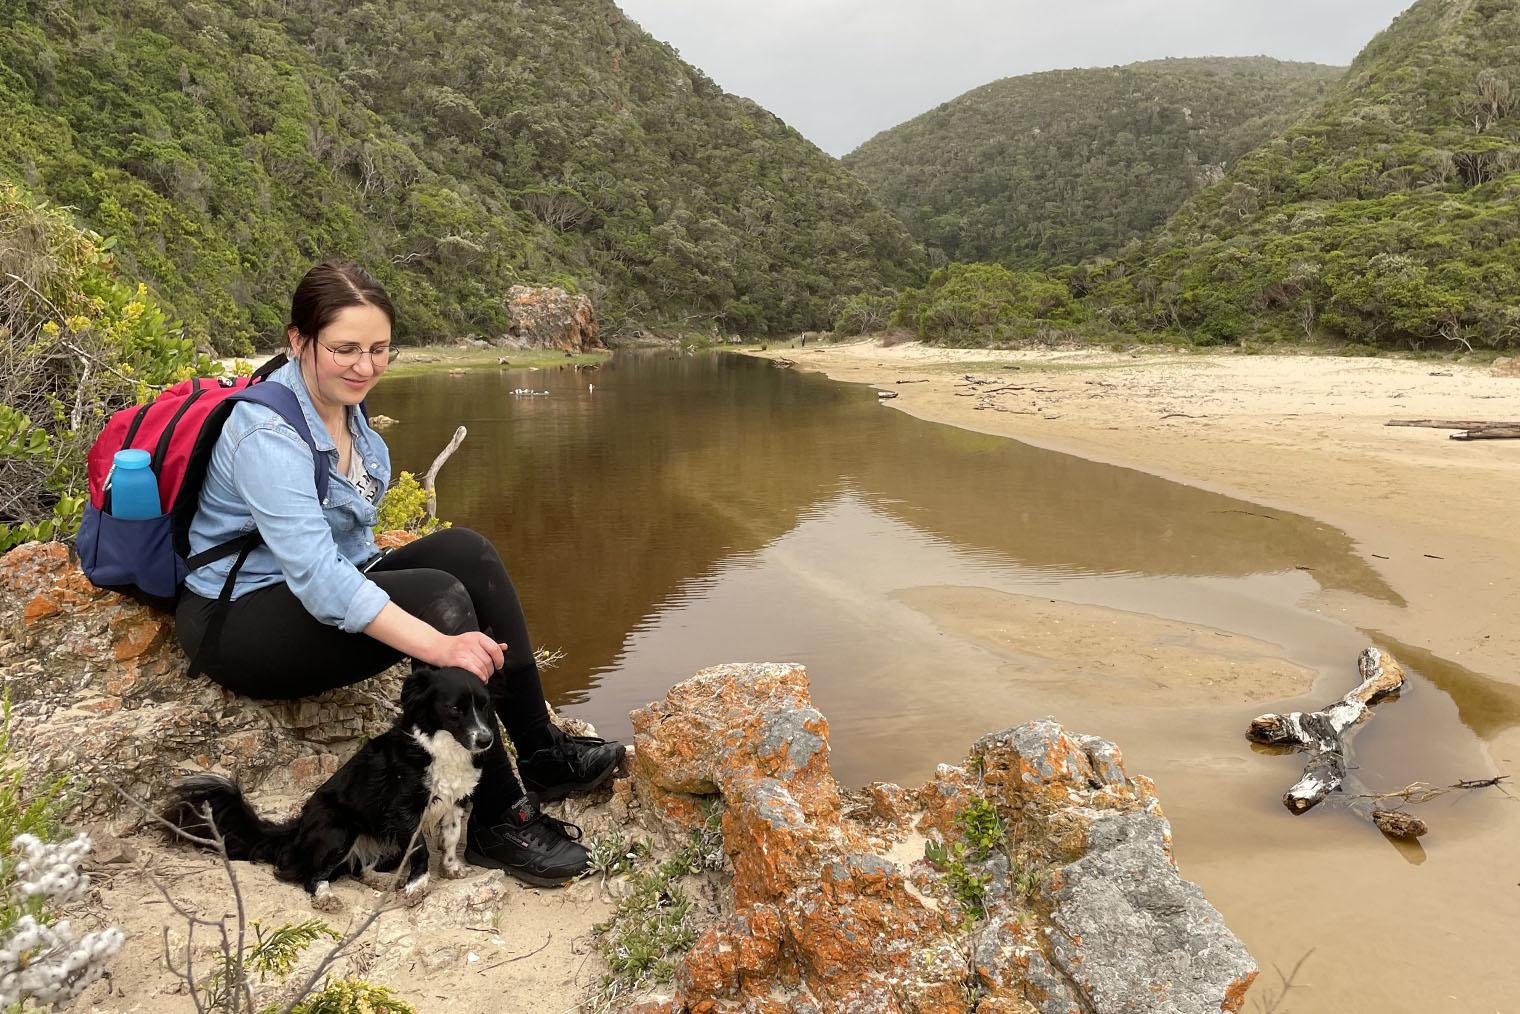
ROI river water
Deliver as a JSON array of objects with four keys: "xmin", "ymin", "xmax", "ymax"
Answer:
[{"xmin": 371, "ymin": 351, "xmax": 1517, "ymax": 1013}]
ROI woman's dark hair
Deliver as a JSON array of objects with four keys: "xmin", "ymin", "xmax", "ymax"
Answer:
[{"xmin": 287, "ymin": 260, "xmax": 395, "ymax": 342}]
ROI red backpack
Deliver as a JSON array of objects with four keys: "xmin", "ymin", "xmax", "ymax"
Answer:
[{"xmin": 76, "ymin": 354, "xmax": 327, "ymax": 610}]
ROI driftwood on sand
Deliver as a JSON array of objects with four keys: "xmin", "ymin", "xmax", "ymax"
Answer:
[
  {"xmin": 1247, "ymin": 646, "xmax": 1406, "ymax": 815},
  {"xmin": 1386, "ymin": 418, "xmax": 1520, "ymax": 440}
]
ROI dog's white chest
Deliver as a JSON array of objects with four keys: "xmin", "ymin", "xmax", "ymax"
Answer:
[{"xmin": 410, "ymin": 729, "xmax": 482, "ymax": 817}]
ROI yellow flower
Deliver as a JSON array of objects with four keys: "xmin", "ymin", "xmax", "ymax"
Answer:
[{"xmin": 41, "ymin": 321, "xmax": 60, "ymax": 336}]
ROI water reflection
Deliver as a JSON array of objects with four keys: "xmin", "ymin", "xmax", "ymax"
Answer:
[{"xmin": 372, "ymin": 352, "xmax": 1415, "ymax": 768}]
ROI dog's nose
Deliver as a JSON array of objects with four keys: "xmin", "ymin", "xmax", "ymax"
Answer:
[{"xmin": 471, "ymin": 726, "xmax": 494, "ymax": 752}]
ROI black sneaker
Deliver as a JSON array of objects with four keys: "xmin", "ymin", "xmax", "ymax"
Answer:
[
  {"xmin": 464, "ymin": 795, "xmax": 589, "ymax": 887},
  {"xmin": 518, "ymin": 732, "xmax": 626, "ymax": 802}
]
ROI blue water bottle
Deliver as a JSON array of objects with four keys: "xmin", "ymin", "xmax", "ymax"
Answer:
[{"xmin": 109, "ymin": 449, "xmax": 162, "ymax": 519}]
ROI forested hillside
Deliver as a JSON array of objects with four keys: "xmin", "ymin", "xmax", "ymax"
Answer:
[
  {"xmin": 0, "ymin": 0, "xmax": 923, "ymax": 352},
  {"xmin": 1085, "ymin": 0, "xmax": 1520, "ymax": 349},
  {"xmin": 845, "ymin": 58, "xmax": 1339, "ymax": 268}
]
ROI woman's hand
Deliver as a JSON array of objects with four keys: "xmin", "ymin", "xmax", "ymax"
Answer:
[
  {"xmin": 423, "ymin": 631, "xmax": 509, "ymax": 682},
  {"xmin": 362, "ymin": 602, "xmax": 508, "ymax": 682}
]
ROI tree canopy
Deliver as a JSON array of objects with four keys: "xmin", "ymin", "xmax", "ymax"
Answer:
[
  {"xmin": 0, "ymin": 0, "xmax": 924, "ymax": 352},
  {"xmin": 845, "ymin": 57, "xmax": 1339, "ymax": 269},
  {"xmin": 1086, "ymin": 0, "xmax": 1520, "ymax": 350}
]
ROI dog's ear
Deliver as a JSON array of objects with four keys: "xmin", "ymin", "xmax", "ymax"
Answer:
[{"xmin": 400, "ymin": 669, "xmax": 435, "ymax": 717}]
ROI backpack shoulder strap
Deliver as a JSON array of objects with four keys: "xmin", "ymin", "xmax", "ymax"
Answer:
[{"xmin": 228, "ymin": 382, "xmax": 329, "ymax": 503}]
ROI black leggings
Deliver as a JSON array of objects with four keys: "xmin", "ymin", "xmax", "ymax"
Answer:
[{"xmin": 175, "ymin": 527, "xmax": 551, "ymax": 823}]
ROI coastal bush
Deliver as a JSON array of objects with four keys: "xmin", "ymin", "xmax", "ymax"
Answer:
[
  {"xmin": 0, "ymin": 698, "xmax": 124, "ymax": 1010},
  {"xmin": 0, "ymin": 181, "xmax": 216, "ymax": 551},
  {"xmin": 894, "ymin": 263, "xmax": 1081, "ymax": 343},
  {"xmin": 373, "ymin": 471, "xmax": 450, "ymax": 538},
  {"xmin": 592, "ymin": 808, "xmax": 723, "ymax": 1006},
  {"xmin": 2, "ymin": 0, "xmax": 924, "ymax": 351},
  {"xmin": 832, "ymin": 291, "xmax": 897, "ymax": 336}
]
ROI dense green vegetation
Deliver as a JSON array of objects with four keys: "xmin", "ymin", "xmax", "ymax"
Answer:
[
  {"xmin": 1087, "ymin": 0, "xmax": 1520, "ymax": 350},
  {"xmin": 845, "ymin": 58, "xmax": 1339, "ymax": 268},
  {"xmin": 0, "ymin": 180, "xmax": 215, "ymax": 550},
  {"xmin": 0, "ymin": 0, "xmax": 923, "ymax": 353},
  {"xmin": 870, "ymin": 1, "xmax": 1520, "ymax": 352}
]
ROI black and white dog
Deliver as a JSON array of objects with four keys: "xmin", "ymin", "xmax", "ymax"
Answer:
[{"xmin": 164, "ymin": 667, "xmax": 494, "ymax": 910}]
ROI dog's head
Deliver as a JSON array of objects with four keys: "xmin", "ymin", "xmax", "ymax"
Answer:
[{"xmin": 401, "ymin": 667, "xmax": 494, "ymax": 755}]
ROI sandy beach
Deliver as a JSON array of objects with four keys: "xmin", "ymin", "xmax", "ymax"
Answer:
[{"xmin": 742, "ymin": 337, "xmax": 1520, "ymax": 1013}]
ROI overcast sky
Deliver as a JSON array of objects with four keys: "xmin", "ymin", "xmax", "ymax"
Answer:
[{"xmin": 615, "ymin": 0, "xmax": 1414, "ymax": 156}]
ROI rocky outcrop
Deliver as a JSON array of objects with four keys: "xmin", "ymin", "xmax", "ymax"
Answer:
[
  {"xmin": 503, "ymin": 285, "xmax": 602, "ymax": 352},
  {"xmin": 626, "ymin": 663, "xmax": 1257, "ymax": 1013},
  {"xmin": 2, "ymin": 543, "xmax": 1254, "ymax": 1012},
  {"xmin": 0, "ymin": 542, "xmax": 401, "ymax": 818}
]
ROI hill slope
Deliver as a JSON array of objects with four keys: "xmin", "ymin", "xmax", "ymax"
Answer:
[
  {"xmin": 0, "ymin": 0, "xmax": 922, "ymax": 352},
  {"xmin": 844, "ymin": 57, "xmax": 1340, "ymax": 268},
  {"xmin": 1092, "ymin": 0, "xmax": 1520, "ymax": 348}
]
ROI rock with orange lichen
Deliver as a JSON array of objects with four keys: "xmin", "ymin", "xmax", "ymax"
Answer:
[
  {"xmin": 0, "ymin": 541, "xmax": 403, "ymax": 817},
  {"xmin": 503, "ymin": 285, "xmax": 602, "ymax": 352},
  {"xmin": 625, "ymin": 665, "xmax": 1255, "ymax": 1014}
]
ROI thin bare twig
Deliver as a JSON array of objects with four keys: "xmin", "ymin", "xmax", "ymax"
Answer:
[
  {"xmin": 61, "ymin": 339, "xmax": 139, "ymax": 388},
  {"xmin": 481, "ymin": 932, "xmax": 552, "ymax": 972},
  {"xmin": 424, "ymin": 425, "xmax": 467, "ymax": 518},
  {"xmin": 1348, "ymin": 774, "xmax": 1510, "ymax": 806},
  {"xmin": 2, "ymin": 271, "xmax": 64, "ymax": 320}
]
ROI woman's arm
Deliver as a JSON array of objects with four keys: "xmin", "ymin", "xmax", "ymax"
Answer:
[{"xmin": 363, "ymin": 602, "xmax": 507, "ymax": 681}]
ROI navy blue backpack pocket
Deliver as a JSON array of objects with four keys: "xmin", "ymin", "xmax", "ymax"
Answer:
[{"xmin": 77, "ymin": 502, "xmax": 187, "ymax": 609}]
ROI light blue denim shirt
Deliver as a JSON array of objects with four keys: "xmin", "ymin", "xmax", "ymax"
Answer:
[{"xmin": 183, "ymin": 359, "xmax": 393, "ymax": 631}]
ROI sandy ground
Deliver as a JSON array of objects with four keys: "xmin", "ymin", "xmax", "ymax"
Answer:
[
  {"xmin": 77, "ymin": 792, "xmax": 621, "ymax": 1014},
  {"xmin": 744, "ymin": 338, "xmax": 1520, "ymax": 1014}
]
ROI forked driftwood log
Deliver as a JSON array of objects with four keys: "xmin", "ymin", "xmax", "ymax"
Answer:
[
  {"xmin": 1247, "ymin": 647, "xmax": 1406, "ymax": 815},
  {"xmin": 424, "ymin": 425, "xmax": 467, "ymax": 519}
]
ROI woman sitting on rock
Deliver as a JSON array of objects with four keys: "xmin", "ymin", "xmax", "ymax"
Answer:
[{"xmin": 174, "ymin": 259, "xmax": 621, "ymax": 886}]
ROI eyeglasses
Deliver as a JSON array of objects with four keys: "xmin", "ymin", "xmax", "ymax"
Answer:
[{"xmin": 316, "ymin": 340, "xmax": 400, "ymax": 368}]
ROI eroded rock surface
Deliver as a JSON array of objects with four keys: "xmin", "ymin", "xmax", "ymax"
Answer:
[
  {"xmin": 0, "ymin": 543, "xmax": 402, "ymax": 817},
  {"xmin": 503, "ymin": 284, "xmax": 602, "ymax": 352},
  {"xmin": 626, "ymin": 663, "xmax": 1257, "ymax": 1013}
]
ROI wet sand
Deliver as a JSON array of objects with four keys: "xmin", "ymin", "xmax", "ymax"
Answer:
[{"xmin": 744, "ymin": 339, "xmax": 1520, "ymax": 1014}]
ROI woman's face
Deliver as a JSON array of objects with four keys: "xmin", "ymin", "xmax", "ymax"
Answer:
[{"xmin": 289, "ymin": 302, "xmax": 393, "ymax": 414}]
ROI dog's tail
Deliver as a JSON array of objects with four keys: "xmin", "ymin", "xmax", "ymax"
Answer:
[{"xmin": 161, "ymin": 774, "xmax": 298, "ymax": 867}]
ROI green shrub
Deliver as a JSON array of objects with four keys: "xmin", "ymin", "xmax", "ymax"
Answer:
[
  {"xmin": 894, "ymin": 263, "xmax": 1080, "ymax": 343},
  {"xmin": 373, "ymin": 471, "xmax": 450, "ymax": 537},
  {"xmin": 832, "ymin": 291, "xmax": 897, "ymax": 336},
  {"xmin": 0, "ymin": 181, "xmax": 216, "ymax": 551}
]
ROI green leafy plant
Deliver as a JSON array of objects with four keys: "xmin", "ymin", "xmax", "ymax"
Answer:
[
  {"xmin": 591, "ymin": 809, "xmax": 723, "ymax": 1007},
  {"xmin": 0, "ymin": 181, "xmax": 217, "ymax": 551},
  {"xmin": 373, "ymin": 471, "xmax": 450, "ymax": 537},
  {"xmin": 923, "ymin": 794, "xmax": 1007, "ymax": 927}
]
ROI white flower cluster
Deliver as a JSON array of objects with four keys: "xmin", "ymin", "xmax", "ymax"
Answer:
[
  {"xmin": 11, "ymin": 834, "xmax": 92, "ymax": 907},
  {"xmin": 0, "ymin": 833, "xmax": 124, "ymax": 1008}
]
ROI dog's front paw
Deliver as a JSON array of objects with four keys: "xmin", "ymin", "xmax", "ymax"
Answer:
[
  {"xmin": 441, "ymin": 856, "xmax": 468, "ymax": 879},
  {"xmin": 311, "ymin": 882, "xmax": 345, "ymax": 913},
  {"xmin": 401, "ymin": 872, "xmax": 430, "ymax": 906}
]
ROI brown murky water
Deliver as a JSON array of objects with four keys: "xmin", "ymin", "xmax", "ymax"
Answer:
[{"xmin": 373, "ymin": 352, "xmax": 1520, "ymax": 1013}]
